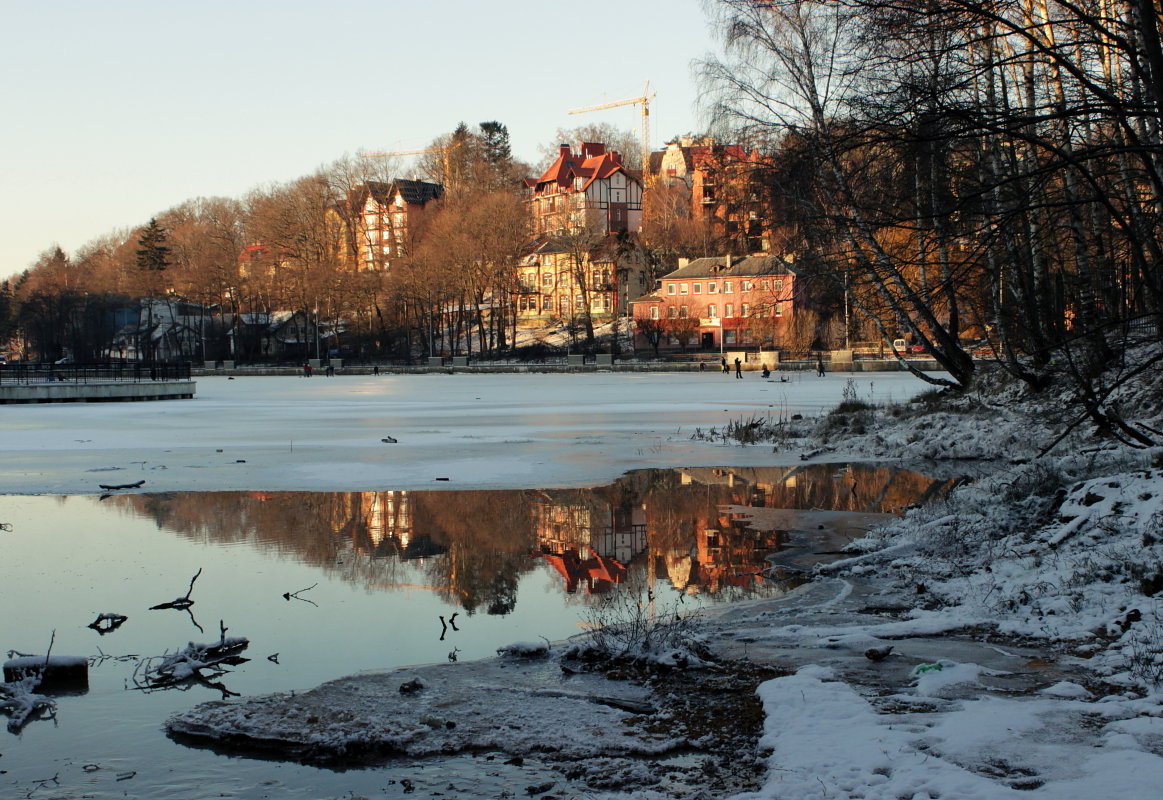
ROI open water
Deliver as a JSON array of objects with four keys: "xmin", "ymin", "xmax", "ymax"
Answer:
[{"xmin": 0, "ymin": 463, "xmax": 952, "ymax": 799}]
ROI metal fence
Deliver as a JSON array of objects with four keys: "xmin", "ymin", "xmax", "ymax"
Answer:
[{"xmin": 0, "ymin": 362, "xmax": 192, "ymax": 385}]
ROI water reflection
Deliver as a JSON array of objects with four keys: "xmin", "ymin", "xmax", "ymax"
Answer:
[{"xmin": 103, "ymin": 465, "xmax": 953, "ymax": 614}]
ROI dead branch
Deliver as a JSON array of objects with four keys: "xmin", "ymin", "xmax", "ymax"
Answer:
[
  {"xmin": 150, "ymin": 568, "xmax": 202, "ymax": 610},
  {"xmin": 97, "ymin": 480, "xmax": 145, "ymax": 491},
  {"xmin": 87, "ymin": 613, "xmax": 128, "ymax": 635},
  {"xmin": 282, "ymin": 583, "xmax": 318, "ymax": 605}
]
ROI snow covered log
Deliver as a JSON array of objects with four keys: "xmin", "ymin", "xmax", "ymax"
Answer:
[
  {"xmin": 3, "ymin": 654, "xmax": 89, "ymax": 691},
  {"xmin": 0, "ymin": 676, "xmax": 56, "ymax": 732}
]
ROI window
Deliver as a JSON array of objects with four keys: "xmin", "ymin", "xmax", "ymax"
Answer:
[
  {"xmin": 679, "ymin": 305, "xmax": 689, "ymax": 318},
  {"xmin": 680, "ymin": 283, "xmax": 689, "ymax": 295},
  {"xmin": 667, "ymin": 284, "xmax": 676, "ymax": 295},
  {"xmin": 542, "ymin": 298, "xmax": 552, "ymax": 311},
  {"xmin": 774, "ymin": 303, "xmax": 783, "ymax": 317},
  {"xmin": 773, "ymin": 279, "xmax": 783, "ymax": 291},
  {"xmin": 761, "ymin": 280, "xmax": 771, "ymax": 291},
  {"xmin": 725, "ymin": 303, "xmax": 734, "ymax": 317},
  {"xmin": 725, "ymin": 330, "xmax": 737, "ymax": 344},
  {"xmin": 693, "ymin": 283, "xmax": 702, "ymax": 294},
  {"xmin": 542, "ymin": 273, "xmax": 553, "ymax": 287},
  {"xmin": 708, "ymin": 282, "xmax": 718, "ymax": 294},
  {"xmin": 667, "ymin": 306, "xmax": 678, "ymax": 318},
  {"xmin": 741, "ymin": 304, "xmax": 750, "ymax": 317},
  {"xmin": 575, "ymin": 295, "xmax": 585, "ymax": 310},
  {"xmin": 741, "ymin": 280, "xmax": 753, "ymax": 291},
  {"xmin": 707, "ymin": 304, "xmax": 717, "ymax": 318},
  {"xmin": 649, "ymin": 306, "xmax": 659, "ymax": 320},
  {"xmin": 724, "ymin": 281, "xmax": 733, "ymax": 293}
]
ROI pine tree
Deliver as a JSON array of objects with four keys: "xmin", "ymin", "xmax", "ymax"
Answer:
[{"xmin": 135, "ymin": 218, "xmax": 170, "ymax": 274}]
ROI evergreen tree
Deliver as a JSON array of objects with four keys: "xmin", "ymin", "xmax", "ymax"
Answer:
[
  {"xmin": 135, "ymin": 218, "xmax": 170, "ymax": 274},
  {"xmin": 480, "ymin": 121, "xmax": 511, "ymax": 166}
]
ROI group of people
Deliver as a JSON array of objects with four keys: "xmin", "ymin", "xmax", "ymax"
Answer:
[{"xmin": 713, "ymin": 354, "xmax": 828, "ymax": 379}]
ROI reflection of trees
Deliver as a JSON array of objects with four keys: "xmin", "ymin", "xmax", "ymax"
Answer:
[
  {"xmin": 408, "ymin": 491, "xmax": 535, "ymax": 616},
  {"xmin": 101, "ymin": 464, "xmax": 954, "ymax": 610}
]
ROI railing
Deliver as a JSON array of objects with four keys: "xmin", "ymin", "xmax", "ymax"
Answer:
[{"xmin": 0, "ymin": 362, "xmax": 192, "ymax": 385}]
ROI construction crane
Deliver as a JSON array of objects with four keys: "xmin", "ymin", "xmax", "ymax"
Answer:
[
  {"xmin": 357, "ymin": 147, "xmax": 437, "ymax": 159},
  {"xmin": 568, "ymin": 81, "xmax": 655, "ymax": 178}
]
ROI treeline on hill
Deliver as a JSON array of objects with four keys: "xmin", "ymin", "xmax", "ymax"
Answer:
[
  {"xmin": 0, "ymin": 122, "xmax": 533, "ymax": 365},
  {"xmin": 702, "ymin": 0, "xmax": 1163, "ymax": 447},
  {"xmin": 0, "ymin": 119, "xmax": 737, "ymax": 366}
]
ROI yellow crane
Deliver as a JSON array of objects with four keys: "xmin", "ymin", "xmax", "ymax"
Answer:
[
  {"xmin": 357, "ymin": 147, "xmax": 437, "ymax": 159},
  {"xmin": 568, "ymin": 80, "xmax": 655, "ymax": 178}
]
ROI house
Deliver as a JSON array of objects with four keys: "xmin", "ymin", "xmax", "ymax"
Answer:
[
  {"xmin": 526, "ymin": 142, "xmax": 643, "ymax": 236},
  {"xmin": 650, "ymin": 137, "xmax": 769, "ymax": 253},
  {"xmin": 513, "ymin": 234, "xmax": 650, "ymax": 328},
  {"xmin": 229, "ymin": 310, "xmax": 319, "ymax": 363},
  {"xmin": 631, "ymin": 254, "xmax": 801, "ymax": 351},
  {"xmin": 337, "ymin": 179, "xmax": 444, "ymax": 271},
  {"xmin": 111, "ymin": 298, "xmax": 203, "ymax": 362}
]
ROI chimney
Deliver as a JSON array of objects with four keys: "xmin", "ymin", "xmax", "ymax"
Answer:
[
  {"xmin": 677, "ymin": 257, "xmax": 689, "ymax": 269},
  {"xmin": 724, "ymin": 253, "xmax": 732, "ymax": 269},
  {"xmin": 581, "ymin": 142, "xmax": 606, "ymax": 158},
  {"xmin": 558, "ymin": 143, "xmax": 571, "ymax": 157},
  {"xmin": 680, "ymin": 136, "xmax": 693, "ymax": 147}
]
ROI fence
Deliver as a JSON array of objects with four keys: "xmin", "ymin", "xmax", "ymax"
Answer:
[{"xmin": 0, "ymin": 362, "xmax": 192, "ymax": 385}]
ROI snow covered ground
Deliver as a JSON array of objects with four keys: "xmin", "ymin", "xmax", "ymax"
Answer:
[{"xmin": 6, "ymin": 363, "xmax": 1163, "ymax": 799}]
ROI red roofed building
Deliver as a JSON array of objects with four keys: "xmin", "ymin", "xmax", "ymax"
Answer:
[{"xmin": 528, "ymin": 142, "xmax": 643, "ymax": 236}]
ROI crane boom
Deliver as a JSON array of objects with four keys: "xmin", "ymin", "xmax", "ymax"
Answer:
[
  {"xmin": 567, "ymin": 81, "xmax": 654, "ymax": 178},
  {"xmin": 358, "ymin": 147, "xmax": 435, "ymax": 159}
]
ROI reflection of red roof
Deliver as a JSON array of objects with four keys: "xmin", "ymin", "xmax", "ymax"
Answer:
[{"xmin": 540, "ymin": 549, "xmax": 626, "ymax": 594}]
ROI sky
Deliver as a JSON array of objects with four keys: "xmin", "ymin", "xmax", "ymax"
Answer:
[{"xmin": 0, "ymin": 0, "xmax": 722, "ymax": 282}]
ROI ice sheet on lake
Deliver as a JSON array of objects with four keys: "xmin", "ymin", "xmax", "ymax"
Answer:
[{"xmin": 0, "ymin": 372, "xmax": 931, "ymax": 495}]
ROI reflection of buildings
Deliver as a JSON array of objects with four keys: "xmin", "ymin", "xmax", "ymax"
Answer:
[
  {"xmin": 531, "ymin": 490, "xmax": 647, "ymax": 594},
  {"xmin": 111, "ymin": 464, "xmax": 954, "ymax": 607}
]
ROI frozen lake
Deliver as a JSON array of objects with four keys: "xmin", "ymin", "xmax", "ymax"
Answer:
[
  {"xmin": 1, "ymin": 370, "xmax": 946, "ymax": 798},
  {"xmin": 0, "ymin": 370, "xmax": 936, "ymax": 495}
]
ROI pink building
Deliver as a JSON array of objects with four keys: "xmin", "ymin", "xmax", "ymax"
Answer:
[{"xmin": 632, "ymin": 254, "xmax": 801, "ymax": 351}]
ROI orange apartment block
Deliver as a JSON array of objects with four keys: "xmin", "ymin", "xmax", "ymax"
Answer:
[{"xmin": 651, "ymin": 137, "xmax": 769, "ymax": 254}]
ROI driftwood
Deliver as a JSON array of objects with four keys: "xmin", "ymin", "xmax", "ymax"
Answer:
[
  {"xmin": 150, "ymin": 569, "xmax": 204, "ymax": 632},
  {"xmin": 150, "ymin": 568, "xmax": 201, "ymax": 611},
  {"xmin": 282, "ymin": 583, "xmax": 318, "ymax": 605},
  {"xmin": 134, "ymin": 619, "xmax": 249, "ymax": 699},
  {"xmin": 98, "ymin": 480, "xmax": 145, "ymax": 491},
  {"xmin": 87, "ymin": 612, "xmax": 128, "ymax": 635}
]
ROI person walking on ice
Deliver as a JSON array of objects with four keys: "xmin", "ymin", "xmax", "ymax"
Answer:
[
  {"xmin": 816, "ymin": 353, "xmax": 826, "ymax": 377},
  {"xmin": 734, "ymin": 357, "xmax": 743, "ymax": 379},
  {"xmin": 721, "ymin": 356, "xmax": 729, "ymax": 374}
]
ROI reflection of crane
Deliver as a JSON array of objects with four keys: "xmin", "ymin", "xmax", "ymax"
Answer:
[{"xmin": 568, "ymin": 81, "xmax": 655, "ymax": 177}]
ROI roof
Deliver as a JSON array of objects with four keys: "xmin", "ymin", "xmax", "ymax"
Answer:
[
  {"xmin": 651, "ymin": 141, "xmax": 757, "ymax": 176},
  {"xmin": 530, "ymin": 143, "xmax": 638, "ymax": 195},
  {"xmin": 518, "ymin": 233, "xmax": 628, "ymax": 262},
  {"xmin": 353, "ymin": 179, "xmax": 443, "ymax": 209},
  {"xmin": 661, "ymin": 255, "xmax": 796, "ymax": 280}
]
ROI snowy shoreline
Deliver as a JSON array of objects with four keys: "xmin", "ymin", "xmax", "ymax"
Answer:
[{"xmin": 7, "ymin": 366, "xmax": 1163, "ymax": 798}]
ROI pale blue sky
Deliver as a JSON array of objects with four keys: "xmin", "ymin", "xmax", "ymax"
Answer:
[{"xmin": 1, "ymin": 0, "xmax": 721, "ymax": 281}]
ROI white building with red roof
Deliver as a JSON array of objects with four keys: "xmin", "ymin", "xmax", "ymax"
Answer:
[{"xmin": 526, "ymin": 142, "xmax": 643, "ymax": 236}]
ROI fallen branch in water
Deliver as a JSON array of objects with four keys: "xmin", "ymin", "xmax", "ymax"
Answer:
[
  {"xmin": 88, "ymin": 613, "xmax": 128, "ymax": 635},
  {"xmin": 97, "ymin": 480, "xmax": 145, "ymax": 491},
  {"xmin": 282, "ymin": 583, "xmax": 318, "ymax": 605},
  {"xmin": 150, "ymin": 568, "xmax": 202, "ymax": 611},
  {"xmin": 133, "ymin": 620, "xmax": 249, "ymax": 698}
]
